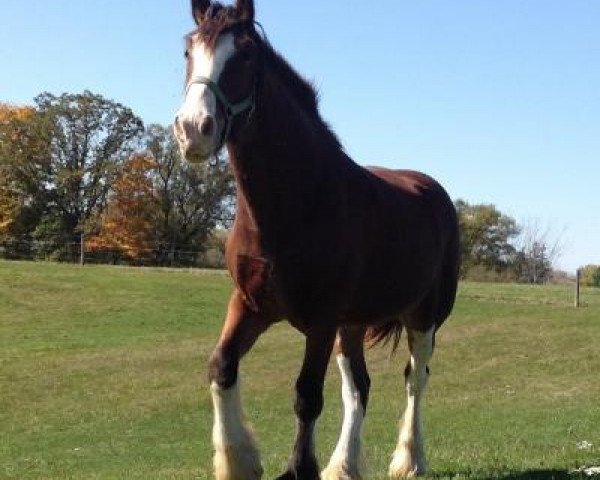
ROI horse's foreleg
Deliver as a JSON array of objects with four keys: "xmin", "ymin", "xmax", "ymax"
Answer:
[
  {"xmin": 209, "ymin": 291, "xmax": 268, "ymax": 480},
  {"xmin": 389, "ymin": 326, "xmax": 434, "ymax": 478},
  {"xmin": 276, "ymin": 325, "xmax": 336, "ymax": 480},
  {"xmin": 322, "ymin": 326, "xmax": 370, "ymax": 480}
]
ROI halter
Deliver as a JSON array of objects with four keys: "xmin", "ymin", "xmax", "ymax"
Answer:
[{"xmin": 186, "ymin": 76, "xmax": 255, "ymax": 154}]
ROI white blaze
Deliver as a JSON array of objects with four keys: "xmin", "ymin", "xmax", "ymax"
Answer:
[{"xmin": 177, "ymin": 32, "xmax": 237, "ymax": 138}]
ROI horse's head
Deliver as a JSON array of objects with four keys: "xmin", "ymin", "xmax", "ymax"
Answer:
[{"xmin": 174, "ymin": 0, "xmax": 260, "ymax": 163}]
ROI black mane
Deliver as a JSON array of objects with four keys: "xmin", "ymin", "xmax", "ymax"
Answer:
[
  {"xmin": 259, "ymin": 42, "xmax": 320, "ymax": 120},
  {"xmin": 195, "ymin": 4, "xmax": 321, "ymax": 120},
  {"xmin": 191, "ymin": 3, "xmax": 340, "ymax": 149}
]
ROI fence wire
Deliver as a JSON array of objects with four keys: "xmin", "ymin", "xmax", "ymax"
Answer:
[{"xmin": 0, "ymin": 237, "xmax": 226, "ymax": 269}]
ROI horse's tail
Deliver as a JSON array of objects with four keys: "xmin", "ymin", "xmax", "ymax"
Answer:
[{"xmin": 365, "ymin": 317, "xmax": 405, "ymax": 353}]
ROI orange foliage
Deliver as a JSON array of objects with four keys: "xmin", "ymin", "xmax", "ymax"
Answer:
[
  {"xmin": 0, "ymin": 103, "xmax": 35, "ymax": 142},
  {"xmin": 0, "ymin": 103, "xmax": 34, "ymax": 122},
  {"xmin": 0, "ymin": 104, "xmax": 36, "ymax": 235},
  {"xmin": 87, "ymin": 154, "xmax": 159, "ymax": 262}
]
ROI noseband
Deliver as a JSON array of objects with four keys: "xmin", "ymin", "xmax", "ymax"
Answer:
[{"xmin": 187, "ymin": 76, "xmax": 255, "ymax": 154}]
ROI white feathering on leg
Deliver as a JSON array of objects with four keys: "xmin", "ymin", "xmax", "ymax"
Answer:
[
  {"xmin": 211, "ymin": 380, "xmax": 263, "ymax": 480},
  {"xmin": 322, "ymin": 355, "xmax": 365, "ymax": 480},
  {"xmin": 389, "ymin": 327, "xmax": 433, "ymax": 478}
]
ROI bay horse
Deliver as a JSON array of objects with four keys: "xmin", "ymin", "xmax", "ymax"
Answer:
[{"xmin": 174, "ymin": 1, "xmax": 460, "ymax": 478}]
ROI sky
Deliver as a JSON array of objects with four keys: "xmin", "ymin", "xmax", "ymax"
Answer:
[{"xmin": 1, "ymin": 0, "xmax": 598, "ymax": 272}]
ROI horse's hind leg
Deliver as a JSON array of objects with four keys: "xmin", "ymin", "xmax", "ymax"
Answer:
[
  {"xmin": 322, "ymin": 326, "xmax": 370, "ymax": 480},
  {"xmin": 209, "ymin": 290, "xmax": 268, "ymax": 480},
  {"xmin": 389, "ymin": 326, "xmax": 434, "ymax": 478}
]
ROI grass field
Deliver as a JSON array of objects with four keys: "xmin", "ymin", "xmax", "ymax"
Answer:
[{"xmin": 1, "ymin": 261, "xmax": 599, "ymax": 479}]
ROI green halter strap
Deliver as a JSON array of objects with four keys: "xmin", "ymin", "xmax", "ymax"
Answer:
[{"xmin": 187, "ymin": 76, "xmax": 255, "ymax": 154}]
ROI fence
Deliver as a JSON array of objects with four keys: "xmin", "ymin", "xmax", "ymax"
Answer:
[{"xmin": 0, "ymin": 237, "xmax": 226, "ymax": 269}]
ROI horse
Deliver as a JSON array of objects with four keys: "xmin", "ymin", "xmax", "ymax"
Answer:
[{"xmin": 174, "ymin": 1, "xmax": 460, "ymax": 478}]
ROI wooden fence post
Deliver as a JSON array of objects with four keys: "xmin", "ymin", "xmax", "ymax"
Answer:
[
  {"xmin": 80, "ymin": 233, "xmax": 85, "ymax": 266},
  {"xmin": 575, "ymin": 268, "xmax": 580, "ymax": 308}
]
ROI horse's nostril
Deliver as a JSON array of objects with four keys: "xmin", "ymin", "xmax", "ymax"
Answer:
[{"xmin": 200, "ymin": 116, "xmax": 215, "ymax": 137}]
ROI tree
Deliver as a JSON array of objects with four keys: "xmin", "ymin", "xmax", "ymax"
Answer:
[
  {"xmin": 87, "ymin": 153, "xmax": 158, "ymax": 264},
  {"xmin": 455, "ymin": 199, "xmax": 519, "ymax": 277},
  {"xmin": 32, "ymin": 91, "xmax": 144, "ymax": 257},
  {"xmin": 0, "ymin": 104, "xmax": 21, "ymax": 233},
  {"xmin": 0, "ymin": 103, "xmax": 51, "ymax": 256},
  {"xmin": 88, "ymin": 125, "xmax": 235, "ymax": 266},
  {"xmin": 146, "ymin": 125, "xmax": 234, "ymax": 266},
  {"xmin": 512, "ymin": 244, "xmax": 552, "ymax": 284},
  {"xmin": 203, "ymin": 228, "xmax": 229, "ymax": 268},
  {"xmin": 512, "ymin": 219, "xmax": 564, "ymax": 284},
  {"xmin": 580, "ymin": 265, "xmax": 600, "ymax": 288}
]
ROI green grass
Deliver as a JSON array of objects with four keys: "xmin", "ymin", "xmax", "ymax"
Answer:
[{"xmin": 1, "ymin": 261, "xmax": 599, "ymax": 479}]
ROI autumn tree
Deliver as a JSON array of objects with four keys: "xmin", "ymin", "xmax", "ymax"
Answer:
[
  {"xmin": 88, "ymin": 124, "xmax": 236, "ymax": 267},
  {"xmin": 87, "ymin": 153, "xmax": 158, "ymax": 264},
  {"xmin": 146, "ymin": 125, "xmax": 234, "ymax": 266},
  {"xmin": 0, "ymin": 105, "xmax": 24, "ymax": 235},
  {"xmin": 32, "ymin": 91, "xmax": 144, "ymax": 257},
  {"xmin": 0, "ymin": 103, "xmax": 52, "ymax": 256}
]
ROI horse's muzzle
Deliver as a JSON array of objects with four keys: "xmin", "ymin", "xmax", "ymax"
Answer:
[{"xmin": 173, "ymin": 114, "xmax": 216, "ymax": 163}]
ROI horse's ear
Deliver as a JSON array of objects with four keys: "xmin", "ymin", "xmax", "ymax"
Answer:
[
  {"xmin": 235, "ymin": 0, "xmax": 255, "ymax": 22},
  {"xmin": 192, "ymin": 0, "xmax": 211, "ymax": 25}
]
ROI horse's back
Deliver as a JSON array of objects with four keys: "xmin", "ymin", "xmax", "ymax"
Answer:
[
  {"xmin": 366, "ymin": 166, "xmax": 457, "ymax": 249},
  {"xmin": 366, "ymin": 167, "xmax": 452, "ymax": 210}
]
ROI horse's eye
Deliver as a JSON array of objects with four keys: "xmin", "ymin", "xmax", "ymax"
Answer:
[
  {"xmin": 184, "ymin": 50, "xmax": 190, "ymax": 59},
  {"xmin": 240, "ymin": 51, "xmax": 252, "ymax": 63}
]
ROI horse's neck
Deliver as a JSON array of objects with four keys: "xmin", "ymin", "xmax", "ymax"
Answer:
[{"xmin": 228, "ymin": 68, "xmax": 348, "ymax": 240}]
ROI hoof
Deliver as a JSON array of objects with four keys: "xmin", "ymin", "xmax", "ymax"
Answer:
[
  {"xmin": 388, "ymin": 446, "xmax": 426, "ymax": 478},
  {"xmin": 276, "ymin": 462, "xmax": 320, "ymax": 480},
  {"xmin": 213, "ymin": 430, "xmax": 263, "ymax": 480},
  {"xmin": 321, "ymin": 461, "xmax": 364, "ymax": 480},
  {"xmin": 275, "ymin": 471, "xmax": 318, "ymax": 480},
  {"xmin": 274, "ymin": 472, "xmax": 296, "ymax": 480}
]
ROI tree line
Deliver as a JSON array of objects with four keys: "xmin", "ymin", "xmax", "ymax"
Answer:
[
  {"xmin": 1, "ymin": 90, "xmax": 594, "ymax": 282},
  {"xmin": 455, "ymin": 200, "xmax": 570, "ymax": 283},
  {"xmin": 0, "ymin": 92, "xmax": 233, "ymax": 267}
]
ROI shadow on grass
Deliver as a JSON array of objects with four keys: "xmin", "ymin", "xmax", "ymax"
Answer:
[
  {"xmin": 490, "ymin": 471, "xmax": 583, "ymax": 480},
  {"xmin": 431, "ymin": 469, "xmax": 587, "ymax": 479}
]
